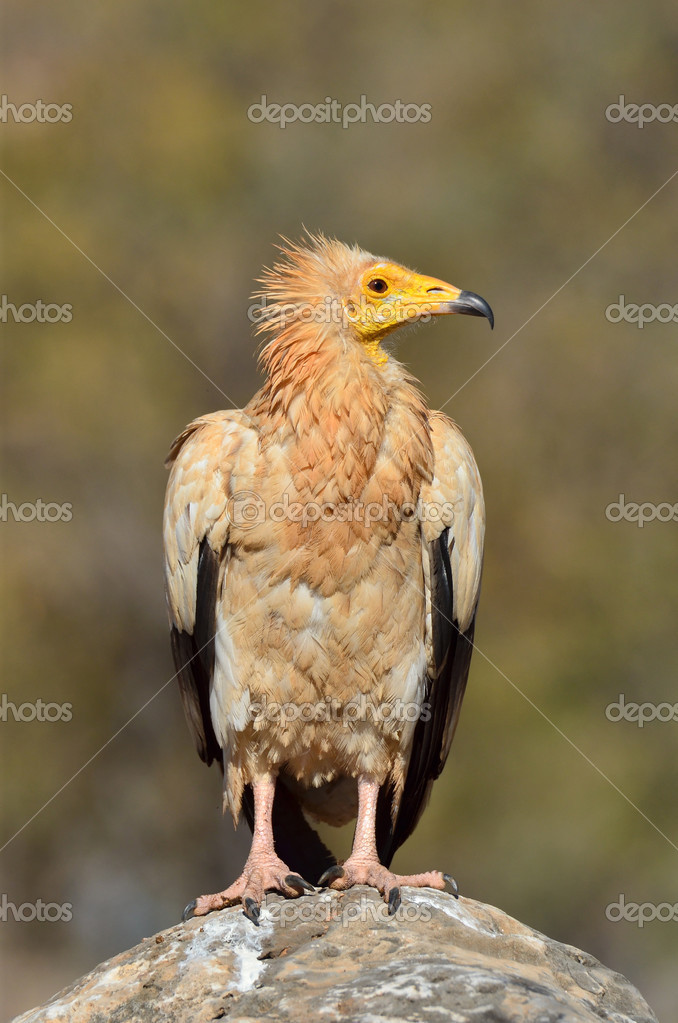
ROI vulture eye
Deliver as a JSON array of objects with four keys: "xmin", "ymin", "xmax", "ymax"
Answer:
[{"xmin": 367, "ymin": 278, "xmax": 389, "ymax": 295}]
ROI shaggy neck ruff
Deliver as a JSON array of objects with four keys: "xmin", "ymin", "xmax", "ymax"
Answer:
[{"xmin": 251, "ymin": 319, "xmax": 434, "ymax": 511}]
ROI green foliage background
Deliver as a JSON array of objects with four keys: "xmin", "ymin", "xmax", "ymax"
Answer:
[{"xmin": 1, "ymin": 2, "xmax": 677, "ymax": 1018}]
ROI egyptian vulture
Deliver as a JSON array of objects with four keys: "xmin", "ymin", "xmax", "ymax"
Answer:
[{"xmin": 163, "ymin": 234, "xmax": 492, "ymax": 922}]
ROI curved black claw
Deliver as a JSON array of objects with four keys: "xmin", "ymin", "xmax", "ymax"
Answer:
[
  {"xmin": 443, "ymin": 873, "xmax": 459, "ymax": 899},
  {"xmin": 317, "ymin": 864, "xmax": 346, "ymax": 888},
  {"xmin": 285, "ymin": 873, "xmax": 315, "ymax": 895},
  {"xmin": 243, "ymin": 897, "xmax": 261, "ymax": 926},
  {"xmin": 387, "ymin": 887, "xmax": 401, "ymax": 915},
  {"xmin": 181, "ymin": 899, "xmax": 197, "ymax": 922}
]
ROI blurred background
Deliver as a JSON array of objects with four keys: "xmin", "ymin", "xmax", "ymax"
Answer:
[{"xmin": 1, "ymin": 1, "xmax": 677, "ymax": 1019}]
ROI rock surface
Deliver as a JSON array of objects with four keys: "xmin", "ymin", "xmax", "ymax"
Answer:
[{"xmin": 13, "ymin": 889, "xmax": 657, "ymax": 1023}]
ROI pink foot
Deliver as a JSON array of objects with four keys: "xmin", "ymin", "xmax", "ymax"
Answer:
[
  {"xmin": 183, "ymin": 853, "xmax": 314, "ymax": 925},
  {"xmin": 318, "ymin": 857, "xmax": 457, "ymax": 914}
]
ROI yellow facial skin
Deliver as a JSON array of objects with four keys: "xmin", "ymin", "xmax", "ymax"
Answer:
[{"xmin": 342, "ymin": 261, "xmax": 493, "ymax": 366}]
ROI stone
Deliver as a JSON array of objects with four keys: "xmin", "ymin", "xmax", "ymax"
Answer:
[{"xmin": 11, "ymin": 889, "xmax": 658, "ymax": 1023}]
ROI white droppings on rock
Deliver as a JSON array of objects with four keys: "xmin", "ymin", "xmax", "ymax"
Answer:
[
  {"xmin": 360, "ymin": 962, "xmax": 436, "ymax": 1002},
  {"xmin": 182, "ymin": 910, "xmax": 272, "ymax": 992},
  {"xmin": 405, "ymin": 889, "xmax": 497, "ymax": 935}
]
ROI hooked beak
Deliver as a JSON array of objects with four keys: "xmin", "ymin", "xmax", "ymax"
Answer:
[
  {"xmin": 409, "ymin": 273, "xmax": 494, "ymax": 330},
  {"xmin": 446, "ymin": 290, "xmax": 495, "ymax": 328}
]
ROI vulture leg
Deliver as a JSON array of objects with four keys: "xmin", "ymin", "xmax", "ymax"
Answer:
[
  {"xmin": 319, "ymin": 775, "xmax": 457, "ymax": 914},
  {"xmin": 183, "ymin": 775, "xmax": 314, "ymax": 925}
]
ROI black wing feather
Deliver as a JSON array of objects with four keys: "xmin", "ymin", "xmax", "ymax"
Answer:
[
  {"xmin": 170, "ymin": 538, "xmax": 222, "ymax": 768},
  {"xmin": 376, "ymin": 528, "xmax": 476, "ymax": 866}
]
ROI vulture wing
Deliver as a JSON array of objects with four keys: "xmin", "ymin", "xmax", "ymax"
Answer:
[
  {"xmin": 377, "ymin": 412, "xmax": 484, "ymax": 865},
  {"xmin": 163, "ymin": 411, "xmax": 257, "ymax": 767}
]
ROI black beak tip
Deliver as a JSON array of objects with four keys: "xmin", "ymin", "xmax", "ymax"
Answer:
[{"xmin": 457, "ymin": 290, "xmax": 494, "ymax": 330}]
